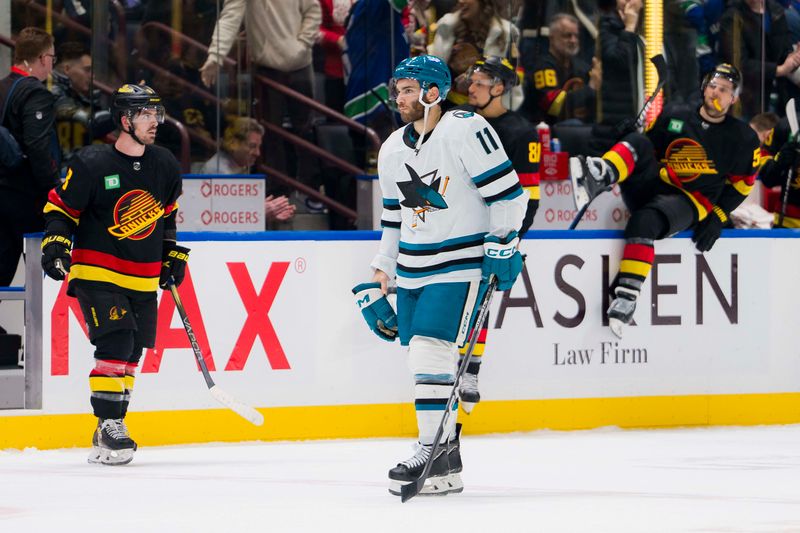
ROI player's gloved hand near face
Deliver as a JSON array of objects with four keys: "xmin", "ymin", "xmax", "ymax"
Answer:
[
  {"xmin": 159, "ymin": 243, "xmax": 190, "ymax": 288},
  {"xmin": 352, "ymin": 282, "xmax": 398, "ymax": 342},
  {"xmin": 482, "ymin": 232, "xmax": 523, "ymax": 291},
  {"xmin": 692, "ymin": 206, "xmax": 727, "ymax": 252},
  {"xmin": 41, "ymin": 233, "xmax": 73, "ymax": 281}
]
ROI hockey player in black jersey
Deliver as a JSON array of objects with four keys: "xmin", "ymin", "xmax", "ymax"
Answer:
[
  {"xmin": 753, "ymin": 112, "xmax": 800, "ymax": 227},
  {"xmin": 41, "ymin": 84, "xmax": 189, "ymax": 465},
  {"xmin": 453, "ymin": 56, "xmax": 541, "ymax": 413},
  {"xmin": 569, "ymin": 63, "xmax": 759, "ymax": 338}
]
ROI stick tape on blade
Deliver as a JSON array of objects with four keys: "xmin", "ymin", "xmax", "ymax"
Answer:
[{"xmin": 210, "ymin": 386, "xmax": 265, "ymax": 426}]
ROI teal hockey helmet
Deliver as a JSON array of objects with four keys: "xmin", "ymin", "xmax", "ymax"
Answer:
[{"xmin": 392, "ymin": 55, "xmax": 452, "ymax": 99}]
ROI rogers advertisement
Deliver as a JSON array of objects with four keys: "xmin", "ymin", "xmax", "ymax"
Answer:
[
  {"xmin": 178, "ymin": 175, "xmax": 265, "ymax": 231},
  {"xmin": 533, "ymin": 177, "xmax": 631, "ymax": 230}
]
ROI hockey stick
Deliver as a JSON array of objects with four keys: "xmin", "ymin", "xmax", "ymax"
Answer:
[
  {"xmin": 168, "ymin": 283, "xmax": 264, "ymax": 426},
  {"xmin": 569, "ymin": 54, "xmax": 669, "ymax": 230},
  {"xmin": 779, "ymin": 98, "xmax": 798, "ymax": 227},
  {"xmin": 401, "ymin": 275, "xmax": 499, "ymax": 503}
]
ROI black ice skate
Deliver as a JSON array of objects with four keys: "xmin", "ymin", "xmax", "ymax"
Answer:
[
  {"xmin": 447, "ymin": 424, "xmax": 464, "ymax": 487},
  {"xmin": 458, "ymin": 372, "xmax": 480, "ymax": 414},
  {"xmin": 607, "ymin": 286, "xmax": 639, "ymax": 339},
  {"xmin": 388, "ymin": 442, "xmax": 462, "ymax": 496},
  {"xmin": 88, "ymin": 418, "xmax": 137, "ymax": 465},
  {"xmin": 570, "ymin": 155, "xmax": 615, "ymax": 211}
]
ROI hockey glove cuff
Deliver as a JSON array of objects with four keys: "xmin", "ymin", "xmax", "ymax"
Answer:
[
  {"xmin": 692, "ymin": 206, "xmax": 727, "ymax": 252},
  {"xmin": 352, "ymin": 282, "xmax": 398, "ymax": 342},
  {"xmin": 41, "ymin": 233, "xmax": 73, "ymax": 281},
  {"xmin": 159, "ymin": 243, "xmax": 190, "ymax": 288},
  {"xmin": 482, "ymin": 233, "xmax": 522, "ymax": 291}
]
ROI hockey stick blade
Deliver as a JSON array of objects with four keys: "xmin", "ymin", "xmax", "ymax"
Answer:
[
  {"xmin": 651, "ymin": 54, "xmax": 668, "ymax": 89},
  {"xmin": 169, "ymin": 283, "xmax": 264, "ymax": 427},
  {"xmin": 401, "ymin": 276, "xmax": 499, "ymax": 503},
  {"xmin": 633, "ymin": 54, "xmax": 668, "ymax": 129},
  {"xmin": 787, "ymin": 98, "xmax": 798, "ymax": 135},
  {"xmin": 210, "ymin": 385, "xmax": 265, "ymax": 426},
  {"xmin": 571, "ymin": 55, "xmax": 667, "ymax": 230},
  {"xmin": 780, "ymin": 98, "xmax": 798, "ymax": 227}
]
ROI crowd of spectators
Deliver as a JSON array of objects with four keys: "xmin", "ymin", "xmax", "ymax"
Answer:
[{"xmin": 5, "ymin": 0, "xmax": 800, "ymax": 236}]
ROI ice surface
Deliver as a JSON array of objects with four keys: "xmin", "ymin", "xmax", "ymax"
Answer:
[{"xmin": 1, "ymin": 425, "xmax": 799, "ymax": 532}]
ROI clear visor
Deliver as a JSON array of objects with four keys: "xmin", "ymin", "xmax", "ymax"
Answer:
[
  {"xmin": 132, "ymin": 105, "xmax": 166, "ymax": 124},
  {"xmin": 706, "ymin": 73, "xmax": 739, "ymax": 97},
  {"xmin": 464, "ymin": 66, "xmax": 500, "ymax": 89}
]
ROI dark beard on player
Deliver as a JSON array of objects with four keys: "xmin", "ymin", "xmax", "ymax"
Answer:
[{"xmin": 399, "ymin": 100, "xmax": 425, "ymax": 124}]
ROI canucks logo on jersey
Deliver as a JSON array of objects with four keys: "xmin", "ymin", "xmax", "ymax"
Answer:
[
  {"xmin": 397, "ymin": 163, "xmax": 449, "ymax": 227},
  {"xmin": 661, "ymin": 138, "xmax": 717, "ymax": 181},
  {"xmin": 108, "ymin": 189, "xmax": 165, "ymax": 240}
]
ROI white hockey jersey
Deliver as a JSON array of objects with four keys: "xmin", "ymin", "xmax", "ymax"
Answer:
[{"xmin": 371, "ymin": 109, "xmax": 528, "ymax": 289}]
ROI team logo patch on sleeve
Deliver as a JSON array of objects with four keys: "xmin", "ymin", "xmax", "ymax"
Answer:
[{"xmin": 104, "ymin": 174, "xmax": 121, "ymax": 190}]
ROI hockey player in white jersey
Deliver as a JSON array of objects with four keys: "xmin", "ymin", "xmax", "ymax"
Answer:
[{"xmin": 352, "ymin": 55, "xmax": 527, "ymax": 496}]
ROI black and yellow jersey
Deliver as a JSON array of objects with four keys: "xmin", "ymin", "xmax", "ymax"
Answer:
[
  {"xmin": 43, "ymin": 144, "xmax": 181, "ymax": 295},
  {"xmin": 484, "ymin": 110, "xmax": 540, "ymax": 237},
  {"xmin": 757, "ymin": 117, "xmax": 800, "ymax": 227},
  {"xmin": 646, "ymin": 105, "xmax": 760, "ymax": 219}
]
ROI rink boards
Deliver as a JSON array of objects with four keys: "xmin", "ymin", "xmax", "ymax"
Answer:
[{"xmin": 1, "ymin": 229, "xmax": 799, "ymax": 449}]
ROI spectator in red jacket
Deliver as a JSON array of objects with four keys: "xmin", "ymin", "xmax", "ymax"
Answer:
[{"xmin": 318, "ymin": 0, "xmax": 356, "ymax": 112}]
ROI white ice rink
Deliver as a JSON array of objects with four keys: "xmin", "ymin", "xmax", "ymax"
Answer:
[{"xmin": 1, "ymin": 424, "xmax": 799, "ymax": 533}]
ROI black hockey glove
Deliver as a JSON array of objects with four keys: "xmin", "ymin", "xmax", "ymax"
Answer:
[
  {"xmin": 613, "ymin": 117, "xmax": 638, "ymax": 139},
  {"xmin": 692, "ymin": 206, "xmax": 727, "ymax": 252},
  {"xmin": 774, "ymin": 137, "xmax": 800, "ymax": 173},
  {"xmin": 41, "ymin": 233, "xmax": 73, "ymax": 281},
  {"xmin": 159, "ymin": 243, "xmax": 190, "ymax": 288}
]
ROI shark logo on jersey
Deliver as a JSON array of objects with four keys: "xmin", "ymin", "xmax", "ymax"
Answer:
[
  {"xmin": 398, "ymin": 164, "xmax": 448, "ymax": 209},
  {"xmin": 397, "ymin": 163, "xmax": 450, "ymax": 227}
]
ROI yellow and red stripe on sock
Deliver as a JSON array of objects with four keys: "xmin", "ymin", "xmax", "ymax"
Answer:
[
  {"xmin": 89, "ymin": 358, "xmax": 127, "ymax": 394},
  {"xmin": 619, "ymin": 242, "xmax": 655, "ymax": 281},
  {"xmin": 603, "ymin": 142, "xmax": 636, "ymax": 183}
]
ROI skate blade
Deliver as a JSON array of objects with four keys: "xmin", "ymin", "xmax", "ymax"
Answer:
[
  {"xmin": 569, "ymin": 159, "xmax": 589, "ymax": 211},
  {"xmin": 87, "ymin": 446, "xmax": 102, "ymax": 464},
  {"xmin": 388, "ymin": 474, "xmax": 461, "ymax": 496},
  {"xmin": 445, "ymin": 473, "xmax": 464, "ymax": 494},
  {"xmin": 88, "ymin": 447, "xmax": 135, "ymax": 466},
  {"xmin": 609, "ymin": 318, "xmax": 624, "ymax": 339},
  {"xmin": 460, "ymin": 401, "xmax": 477, "ymax": 414}
]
